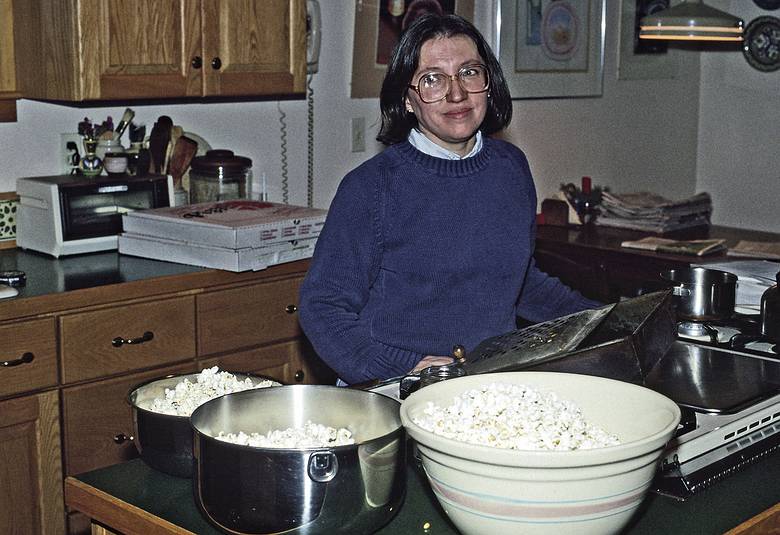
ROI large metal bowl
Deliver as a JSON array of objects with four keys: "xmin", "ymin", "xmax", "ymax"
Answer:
[
  {"xmin": 127, "ymin": 371, "xmax": 280, "ymax": 478},
  {"xmin": 191, "ymin": 385, "xmax": 405, "ymax": 534}
]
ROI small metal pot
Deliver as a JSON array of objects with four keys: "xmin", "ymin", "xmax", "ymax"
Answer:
[
  {"xmin": 191, "ymin": 385, "xmax": 405, "ymax": 534},
  {"xmin": 660, "ymin": 267, "xmax": 737, "ymax": 321},
  {"xmin": 127, "ymin": 372, "xmax": 279, "ymax": 478},
  {"xmin": 760, "ymin": 272, "xmax": 780, "ymax": 342}
]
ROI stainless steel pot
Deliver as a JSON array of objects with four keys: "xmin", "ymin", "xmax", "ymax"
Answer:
[
  {"xmin": 660, "ymin": 267, "xmax": 737, "ymax": 321},
  {"xmin": 190, "ymin": 385, "xmax": 405, "ymax": 534},
  {"xmin": 760, "ymin": 271, "xmax": 780, "ymax": 342},
  {"xmin": 127, "ymin": 372, "xmax": 279, "ymax": 478}
]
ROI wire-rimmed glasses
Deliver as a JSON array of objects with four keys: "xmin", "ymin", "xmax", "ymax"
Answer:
[{"xmin": 408, "ymin": 64, "xmax": 489, "ymax": 103}]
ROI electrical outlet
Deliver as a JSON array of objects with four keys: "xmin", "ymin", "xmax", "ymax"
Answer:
[
  {"xmin": 60, "ymin": 133, "xmax": 83, "ymax": 174},
  {"xmin": 351, "ymin": 117, "xmax": 366, "ymax": 153}
]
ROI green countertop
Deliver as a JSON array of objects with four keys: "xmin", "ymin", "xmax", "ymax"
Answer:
[{"xmin": 72, "ymin": 452, "xmax": 780, "ymax": 534}]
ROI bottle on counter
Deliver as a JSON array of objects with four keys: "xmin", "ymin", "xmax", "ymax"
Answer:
[{"xmin": 189, "ymin": 150, "xmax": 252, "ymax": 204}]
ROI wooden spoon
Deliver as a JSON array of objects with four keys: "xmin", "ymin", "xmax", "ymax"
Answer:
[
  {"xmin": 168, "ymin": 136, "xmax": 199, "ymax": 191},
  {"xmin": 148, "ymin": 116, "xmax": 173, "ymax": 174}
]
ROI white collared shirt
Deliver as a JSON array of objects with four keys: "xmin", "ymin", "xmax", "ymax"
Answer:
[{"xmin": 408, "ymin": 129, "xmax": 483, "ymax": 159}]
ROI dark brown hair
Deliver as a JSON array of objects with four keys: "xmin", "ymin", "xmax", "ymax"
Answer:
[{"xmin": 377, "ymin": 14, "xmax": 512, "ymax": 145}]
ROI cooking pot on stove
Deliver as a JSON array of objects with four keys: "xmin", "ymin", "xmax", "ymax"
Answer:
[
  {"xmin": 190, "ymin": 385, "xmax": 405, "ymax": 534},
  {"xmin": 660, "ymin": 267, "xmax": 737, "ymax": 321},
  {"xmin": 760, "ymin": 271, "xmax": 780, "ymax": 342}
]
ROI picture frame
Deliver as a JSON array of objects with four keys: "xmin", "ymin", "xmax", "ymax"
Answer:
[
  {"xmin": 617, "ymin": 0, "xmax": 679, "ymax": 80},
  {"xmin": 351, "ymin": 0, "xmax": 475, "ymax": 99},
  {"xmin": 493, "ymin": 0, "xmax": 606, "ymax": 99}
]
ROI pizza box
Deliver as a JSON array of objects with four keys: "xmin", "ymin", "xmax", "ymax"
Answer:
[
  {"xmin": 121, "ymin": 200, "xmax": 327, "ymax": 249},
  {"xmin": 118, "ymin": 232, "xmax": 318, "ymax": 272}
]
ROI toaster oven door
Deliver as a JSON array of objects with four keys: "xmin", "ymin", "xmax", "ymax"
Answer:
[{"xmin": 59, "ymin": 177, "xmax": 170, "ymax": 241}]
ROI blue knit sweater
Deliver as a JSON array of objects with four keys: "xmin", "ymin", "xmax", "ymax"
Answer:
[{"xmin": 299, "ymin": 138, "xmax": 599, "ymax": 384}]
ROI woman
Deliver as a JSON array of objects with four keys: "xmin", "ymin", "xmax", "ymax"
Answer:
[{"xmin": 299, "ymin": 14, "xmax": 599, "ymax": 385}]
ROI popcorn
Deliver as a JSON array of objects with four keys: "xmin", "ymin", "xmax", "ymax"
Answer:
[
  {"xmin": 217, "ymin": 421, "xmax": 355, "ymax": 448},
  {"xmin": 412, "ymin": 382, "xmax": 620, "ymax": 451},
  {"xmin": 147, "ymin": 367, "xmax": 279, "ymax": 417}
]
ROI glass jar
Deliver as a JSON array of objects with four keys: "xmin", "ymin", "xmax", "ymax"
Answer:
[{"xmin": 189, "ymin": 150, "xmax": 252, "ymax": 204}]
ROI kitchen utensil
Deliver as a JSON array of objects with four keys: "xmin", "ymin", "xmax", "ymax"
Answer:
[
  {"xmin": 760, "ymin": 271, "xmax": 780, "ymax": 342},
  {"xmin": 401, "ymin": 372, "xmax": 680, "ymax": 535},
  {"xmin": 164, "ymin": 126, "xmax": 183, "ymax": 175},
  {"xmin": 127, "ymin": 371, "xmax": 280, "ymax": 478},
  {"xmin": 167, "ymin": 136, "xmax": 198, "ymax": 191},
  {"xmin": 190, "ymin": 385, "xmax": 405, "ymax": 534},
  {"xmin": 189, "ymin": 149, "xmax": 252, "ymax": 203},
  {"xmin": 660, "ymin": 267, "xmax": 737, "ymax": 321},
  {"xmin": 148, "ymin": 116, "xmax": 173, "ymax": 174},
  {"xmin": 114, "ymin": 108, "xmax": 135, "ymax": 141}
]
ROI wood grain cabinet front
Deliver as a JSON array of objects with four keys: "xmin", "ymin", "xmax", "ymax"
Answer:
[
  {"xmin": 0, "ymin": 317, "xmax": 57, "ymax": 399},
  {"xmin": 198, "ymin": 277, "xmax": 305, "ymax": 356},
  {"xmin": 60, "ymin": 296, "xmax": 196, "ymax": 384},
  {"xmin": 0, "ymin": 0, "xmax": 19, "ymax": 121},
  {"xmin": 12, "ymin": 0, "xmax": 306, "ymax": 101},
  {"xmin": 0, "ymin": 390, "xmax": 65, "ymax": 535},
  {"xmin": 61, "ymin": 362, "xmax": 196, "ymax": 477}
]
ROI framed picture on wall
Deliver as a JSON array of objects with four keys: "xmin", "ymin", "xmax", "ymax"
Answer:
[
  {"xmin": 493, "ymin": 0, "xmax": 606, "ymax": 99},
  {"xmin": 617, "ymin": 0, "xmax": 679, "ymax": 80},
  {"xmin": 351, "ymin": 0, "xmax": 475, "ymax": 98}
]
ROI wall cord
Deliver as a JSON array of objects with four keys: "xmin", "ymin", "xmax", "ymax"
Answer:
[
  {"xmin": 277, "ymin": 101, "xmax": 289, "ymax": 204},
  {"xmin": 306, "ymin": 74, "xmax": 315, "ymax": 208}
]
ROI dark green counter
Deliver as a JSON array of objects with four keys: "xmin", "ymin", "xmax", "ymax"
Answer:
[{"xmin": 70, "ymin": 453, "xmax": 780, "ymax": 534}]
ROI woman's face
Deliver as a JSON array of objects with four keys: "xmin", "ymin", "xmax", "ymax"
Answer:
[{"xmin": 405, "ymin": 35, "xmax": 488, "ymax": 156}]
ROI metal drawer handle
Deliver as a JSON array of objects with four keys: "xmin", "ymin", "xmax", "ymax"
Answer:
[
  {"xmin": 211, "ymin": 57, "xmax": 222, "ymax": 70},
  {"xmin": 285, "ymin": 304, "xmax": 297, "ymax": 314},
  {"xmin": 113, "ymin": 433, "xmax": 134, "ymax": 444},
  {"xmin": 2, "ymin": 352, "xmax": 34, "ymax": 367},
  {"xmin": 294, "ymin": 370, "xmax": 305, "ymax": 382},
  {"xmin": 191, "ymin": 55, "xmax": 203, "ymax": 69},
  {"xmin": 112, "ymin": 331, "xmax": 154, "ymax": 348}
]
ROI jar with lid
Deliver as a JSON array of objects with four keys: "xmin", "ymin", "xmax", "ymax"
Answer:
[{"xmin": 189, "ymin": 150, "xmax": 252, "ymax": 204}]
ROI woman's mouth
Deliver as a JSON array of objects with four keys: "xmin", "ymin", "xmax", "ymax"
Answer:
[{"xmin": 444, "ymin": 108, "xmax": 471, "ymax": 120}]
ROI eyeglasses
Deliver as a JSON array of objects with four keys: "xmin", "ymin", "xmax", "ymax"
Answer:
[{"xmin": 408, "ymin": 64, "xmax": 489, "ymax": 103}]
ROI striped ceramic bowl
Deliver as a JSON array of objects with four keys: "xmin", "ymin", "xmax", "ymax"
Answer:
[{"xmin": 400, "ymin": 372, "xmax": 680, "ymax": 535}]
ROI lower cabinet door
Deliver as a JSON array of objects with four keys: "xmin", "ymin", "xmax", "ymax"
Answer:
[
  {"xmin": 61, "ymin": 362, "xmax": 196, "ymax": 476},
  {"xmin": 200, "ymin": 338, "xmax": 336, "ymax": 385},
  {"xmin": 0, "ymin": 390, "xmax": 65, "ymax": 535}
]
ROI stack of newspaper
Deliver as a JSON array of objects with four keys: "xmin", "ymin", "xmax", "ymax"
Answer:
[
  {"xmin": 118, "ymin": 200, "xmax": 327, "ymax": 271},
  {"xmin": 596, "ymin": 191, "xmax": 712, "ymax": 233}
]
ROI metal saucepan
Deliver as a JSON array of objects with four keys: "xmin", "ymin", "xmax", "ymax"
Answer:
[
  {"xmin": 127, "ymin": 371, "xmax": 280, "ymax": 478},
  {"xmin": 660, "ymin": 267, "xmax": 737, "ymax": 321},
  {"xmin": 190, "ymin": 385, "xmax": 405, "ymax": 534},
  {"xmin": 760, "ymin": 271, "xmax": 780, "ymax": 342}
]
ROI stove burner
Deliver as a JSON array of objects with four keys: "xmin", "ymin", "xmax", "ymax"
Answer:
[
  {"xmin": 729, "ymin": 333, "xmax": 780, "ymax": 354},
  {"xmin": 677, "ymin": 321, "xmax": 719, "ymax": 343}
]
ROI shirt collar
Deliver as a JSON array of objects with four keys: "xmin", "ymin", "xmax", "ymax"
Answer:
[{"xmin": 408, "ymin": 129, "xmax": 483, "ymax": 160}]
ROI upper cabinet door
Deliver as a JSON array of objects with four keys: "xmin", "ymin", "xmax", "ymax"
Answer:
[
  {"xmin": 80, "ymin": 0, "xmax": 202, "ymax": 99},
  {"xmin": 201, "ymin": 0, "xmax": 306, "ymax": 97}
]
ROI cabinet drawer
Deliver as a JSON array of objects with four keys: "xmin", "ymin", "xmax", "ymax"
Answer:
[
  {"xmin": 60, "ymin": 296, "xmax": 196, "ymax": 383},
  {"xmin": 198, "ymin": 277, "xmax": 303, "ymax": 356},
  {"xmin": 61, "ymin": 362, "xmax": 196, "ymax": 476},
  {"xmin": 0, "ymin": 318, "xmax": 57, "ymax": 398}
]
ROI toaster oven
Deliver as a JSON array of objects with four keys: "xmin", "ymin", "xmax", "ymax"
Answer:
[{"xmin": 16, "ymin": 174, "xmax": 173, "ymax": 257}]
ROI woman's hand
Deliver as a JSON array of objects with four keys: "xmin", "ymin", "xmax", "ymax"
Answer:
[{"xmin": 410, "ymin": 355, "xmax": 455, "ymax": 374}]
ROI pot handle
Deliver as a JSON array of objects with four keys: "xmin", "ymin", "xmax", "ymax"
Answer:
[
  {"xmin": 672, "ymin": 286, "xmax": 692, "ymax": 297},
  {"xmin": 308, "ymin": 451, "xmax": 338, "ymax": 483}
]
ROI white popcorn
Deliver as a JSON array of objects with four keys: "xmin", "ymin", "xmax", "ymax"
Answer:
[
  {"xmin": 412, "ymin": 382, "xmax": 620, "ymax": 451},
  {"xmin": 217, "ymin": 421, "xmax": 355, "ymax": 448},
  {"xmin": 147, "ymin": 367, "xmax": 279, "ymax": 417}
]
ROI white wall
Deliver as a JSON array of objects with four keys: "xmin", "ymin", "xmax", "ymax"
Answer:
[
  {"xmin": 697, "ymin": 1, "xmax": 780, "ymax": 233},
  {"xmin": 0, "ymin": 1, "xmax": 773, "ymax": 233}
]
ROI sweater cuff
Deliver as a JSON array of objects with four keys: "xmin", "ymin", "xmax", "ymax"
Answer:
[{"xmin": 364, "ymin": 342, "xmax": 425, "ymax": 381}]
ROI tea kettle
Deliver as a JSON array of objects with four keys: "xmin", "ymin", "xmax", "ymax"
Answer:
[{"xmin": 760, "ymin": 271, "xmax": 780, "ymax": 343}]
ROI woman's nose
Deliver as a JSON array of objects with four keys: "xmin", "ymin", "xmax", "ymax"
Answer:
[{"xmin": 447, "ymin": 79, "xmax": 467, "ymax": 102}]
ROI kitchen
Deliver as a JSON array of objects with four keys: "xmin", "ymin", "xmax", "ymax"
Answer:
[{"xmin": 1, "ymin": 1, "xmax": 780, "ymax": 534}]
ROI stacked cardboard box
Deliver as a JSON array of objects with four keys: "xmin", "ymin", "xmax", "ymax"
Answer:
[{"xmin": 118, "ymin": 200, "xmax": 327, "ymax": 271}]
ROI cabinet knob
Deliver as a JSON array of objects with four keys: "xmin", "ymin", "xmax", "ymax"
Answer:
[
  {"xmin": 294, "ymin": 370, "xmax": 305, "ymax": 382},
  {"xmin": 2, "ymin": 351, "xmax": 34, "ymax": 368},
  {"xmin": 113, "ymin": 433, "xmax": 134, "ymax": 444},
  {"xmin": 211, "ymin": 57, "xmax": 222, "ymax": 70},
  {"xmin": 285, "ymin": 304, "xmax": 298, "ymax": 314},
  {"xmin": 191, "ymin": 56, "xmax": 203, "ymax": 69}
]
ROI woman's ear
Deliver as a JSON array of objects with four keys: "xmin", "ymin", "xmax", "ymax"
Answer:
[{"xmin": 405, "ymin": 98, "xmax": 414, "ymax": 113}]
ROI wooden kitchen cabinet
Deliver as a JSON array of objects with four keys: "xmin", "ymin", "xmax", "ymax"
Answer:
[
  {"xmin": 60, "ymin": 295, "xmax": 196, "ymax": 384},
  {"xmin": 13, "ymin": 0, "xmax": 306, "ymax": 101},
  {"xmin": 0, "ymin": 317, "xmax": 57, "ymax": 398},
  {"xmin": 0, "ymin": 0, "xmax": 19, "ymax": 121},
  {"xmin": 0, "ymin": 390, "xmax": 65, "ymax": 535}
]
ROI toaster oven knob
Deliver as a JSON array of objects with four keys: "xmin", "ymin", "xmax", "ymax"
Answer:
[
  {"xmin": 211, "ymin": 57, "xmax": 222, "ymax": 70},
  {"xmin": 191, "ymin": 56, "xmax": 203, "ymax": 69}
]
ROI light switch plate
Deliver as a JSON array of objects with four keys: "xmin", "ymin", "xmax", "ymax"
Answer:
[{"xmin": 351, "ymin": 117, "xmax": 366, "ymax": 153}]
